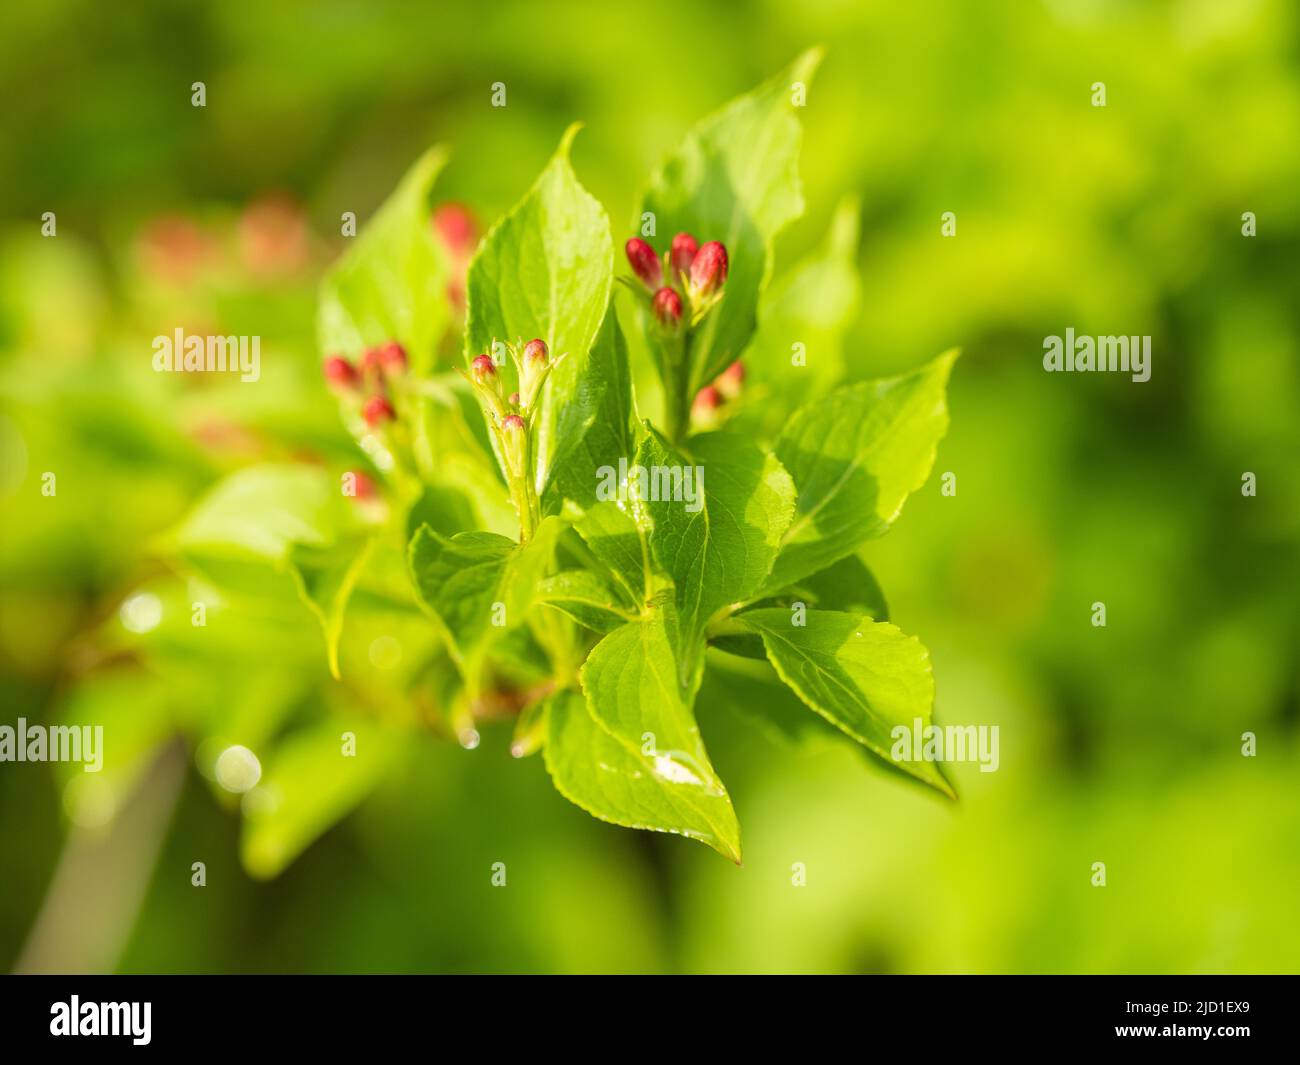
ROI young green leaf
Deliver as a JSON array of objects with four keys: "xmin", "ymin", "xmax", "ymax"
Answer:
[
  {"xmin": 698, "ymin": 649, "xmax": 844, "ymax": 747},
  {"xmin": 542, "ymin": 304, "xmax": 634, "ymax": 511},
  {"xmin": 572, "ymin": 499, "xmax": 655, "ymax": 606},
  {"xmin": 319, "ymin": 146, "xmax": 451, "ymax": 372},
  {"xmin": 536, "ymin": 569, "xmax": 637, "ymax": 634},
  {"xmin": 170, "ymin": 464, "xmax": 350, "ymax": 563},
  {"xmin": 241, "ymin": 718, "xmax": 400, "ymax": 879},
  {"xmin": 558, "ymin": 597, "xmax": 743, "ymax": 861},
  {"xmin": 168, "ymin": 464, "xmax": 370, "ymax": 655},
  {"xmin": 407, "ymin": 516, "xmax": 563, "ymax": 681},
  {"xmin": 466, "ymin": 123, "xmax": 614, "ymax": 491},
  {"xmin": 580, "ymin": 603, "xmax": 710, "ymax": 755},
  {"xmin": 711, "ymin": 551, "xmax": 888, "ymax": 660},
  {"xmin": 636, "ymin": 430, "xmax": 795, "ymax": 682},
  {"xmin": 764, "ymin": 349, "xmax": 958, "ymax": 592},
  {"xmin": 289, "ymin": 537, "xmax": 376, "ymax": 679},
  {"xmin": 741, "ymin": 197, "xmax": 863, "ymax": 436},
  {"xmin": 735, "ymin": 608, "xmax": 955, "ymax": 797},
  {"xmin": 640, "ymin": 47, "xmax": 822, "ymax": 393}
]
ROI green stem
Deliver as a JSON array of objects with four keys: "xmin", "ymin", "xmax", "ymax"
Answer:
[
  {"xmin": 510, "ymin": 476, "xmax": 537, "ymax": 543},
  {"xmin": 662, "ymin": 337, "xmax": 692, "ymax": 446},
  {"xmin": 704, "ymin": 607, "xmax": 748, "ymax": 639}
]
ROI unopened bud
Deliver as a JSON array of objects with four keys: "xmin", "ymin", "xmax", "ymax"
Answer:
[
  {"xmin": 347, "ymin": 469, "xmax": 377, "ymax": 501},
  {"xmin": 518, "ymin": 338, "xmax": 553, "ymax": 409},
  {"xmin": 625, "ymin": 237, "xmax": 662, "ymax": 289},
  {"xmin": 689, "ymin": 241, "xmax": 728, "ymax": 297},
  {"xmin": 362, "ymin": 395, "xmax": 396, "ymax": 427},
  {"xmin": 361, "ymin": 346, "xmax": 384, "ymax": 380},
  {"xmin": 323, "ymin": 355, "xmax": 359, "ymax": 392},
  {"xmin": 651, "ymin": 287, "xmax": 683, "ymax": 331},
  {"xmin": 509, "ymin": 391, "xmax": 521, "ymax": 408},
  {"xmin": 522, "ymin": 337, "xmax": 548, "ymax": 366},
  {"xmin": 670, "ymin": 232, "xmax": 698, "ymax": 277},
  {"xmin": 376, "ymin": 340, "xmax": 407, "ymax": 374},
  {"xmin": 431, "ymin": 202, "xmax": 477, "ymax": 261},
  {"xmin": 716, "ymin": 359, "xmax": 745, "ymax": 399},
  {"xmin": 693, "ymin": 385, "xmax": 722, "ymax": 414},
  {"xmin": 500, "ymin": 413, "xmax": 528, "ymax": 478},
  {"xmin": 467, "ymin": 352, "xmax": 507, "ymax": 417}
]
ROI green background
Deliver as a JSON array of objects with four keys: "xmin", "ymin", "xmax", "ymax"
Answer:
[{"xmin": 1, "ymin": 0, "xmax": 1297, "ymax": 973}]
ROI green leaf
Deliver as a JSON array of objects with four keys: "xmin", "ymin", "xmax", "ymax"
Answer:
[
  {"xmin": 404, "ymin": 482, "xmax": 480, "ymax": 543},
  {"xmin": 318, "ymin": 146, "xmax": 451, "ymax": 372},
  {"xmin": 743, "ymin": 197, "xmax": 862, "ymax": 435},
  {"xmin": 699, "ymin": 649, "xmax": 843, "ymax": 747},
  {"xmin": 551, "ymin": 606, "xmax": 742, "ymax": 860},
  {"xmin": 542, "ymin": 303, "xmax": 634, "ymax": 510},
  {"xmin": 572, "ymin": 500, "xmax": 654, "ymax": 606},
  {"xmin": 711, "ymin": 552, "xmax": 888, "ymax": 660},
  {"xmin": 289, "ymin": 537, "xmax": 376, "ymax": 679},
  {"xmin": 170, "ymin": 464, "xmax": 349, "ymax": 563},
  {"xmin": 537, "ymin": 570, "xmax": 636, "ymax": 634},
  {"xmin": 766, "ymin": 349, "xmax": 958, "ymax": 591},
  {"xmin": 770, "ymin": 552, "xmax": 889, "ymax": 619},
  {"xmin": 636, "ymin": 430, "xmax": 795, "ymax": 682},
  {"xmin": 167, "ymin": 465, "xmax": 370, "ymax": 644},
  {"xmin": 640, "ymin": 48, "xmax": 822, "ymax": 392},
  {"xmin": 735, "ymin": 608, "xmax": 955, "ymax": 797},
  {"xmin": 241, "ymin": 718, "xmax": 399, "ymax": 879},
  {"xmin": 466, "ymin": 124, "xmax": 614, "ymax": 492},
  {"xmin": 407, "ymin": 516, "xmax": 563, "ymax": 683}
]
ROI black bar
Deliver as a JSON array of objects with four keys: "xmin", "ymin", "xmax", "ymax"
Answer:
[{"xmin": 0, "ymin": 975, "xmax": 1291, "ymax": 1052}]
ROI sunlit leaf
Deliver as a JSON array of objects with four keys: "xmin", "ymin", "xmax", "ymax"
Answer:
[
  {"xmin": 736, "ymin": 607, "xmax": 954, "ymax": 796},
  {"xmin": 765, "ymin": 349, "xmax": 957, "ymax": 591}
]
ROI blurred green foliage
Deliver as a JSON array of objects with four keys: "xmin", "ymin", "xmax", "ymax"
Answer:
[{"xmin": 1, "ymin": 0, "xmax": 1298, "ymax": 973}]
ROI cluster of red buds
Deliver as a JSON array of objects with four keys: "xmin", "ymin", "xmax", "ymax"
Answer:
[
  {"xmin": 462, "ymin": 338, "xmax": 561, "ymax": 540},
  {"xmin": 625, "ymin": 232, "xmax": 729, "ymax": 332},
  {"xmin": 322, "ymin": 339, "xmax": 408, "ymax": 428}
]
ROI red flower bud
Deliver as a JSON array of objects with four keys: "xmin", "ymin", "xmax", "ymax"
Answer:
[
  {"xmin": 447, "ymin": 277, "xmax": 466, "ymax": 314},
  {"xmin": 693, "ymin": 385, "xmax": 722, "ymax": 413},
  {"xmin": 690, "ymin": 241, "xmax": 728, "ymax": 296},
  {"xmin": 716, "ymin": 359, "xmax": 745, "ymax": 399},
  {"xmin": 376, "ymin": 340, "xmax": 407, "ymax": 374},
  {"xmin": 670, "ymin": 232, "xmax": 699, "ymax": 277},
  {"xmin": 508, "ymin": 391, "xmax": 521, "ymax": 408},
  {"xmin": 501, "ymin": 413, "xmax": 533, "ymax": 483},
  {"xmin": 625, "ymin": 238, "xmax": 662, "ymax": 289},
  {"xmin": 522, "ymin": 338, "xmax": 548, "ymax": 366},
  {"xmin": 651, "ymin": 287, "xmax": 683, "ymax": 330},
  {"xmin": 518, "ymin": 338, "xmax": 553, "ymax": 409},
  {"xmin": 362, "ymin": 395, "xmax": 396, "ymax": 427},
  {"xmin": 431, "ymin": 203, "xmax": 477, "ymax": 261},
  {"xmin": 500, "ymin": 413, "xmax": 528, "ymax": 479},
  {"xmin": 323, "ymin": 355, "xmax": 359, "ymax": 392},
  {"xmin": 347, "ymin": 469, "xmax": 377, "ymax": 501},
  {"xmin": 468, "ymin": 352, "xmax": 507, "ymax": 415},
  {"xmin": 360, "ymin": 347, "xmax": 380, "ymax": 374}
]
